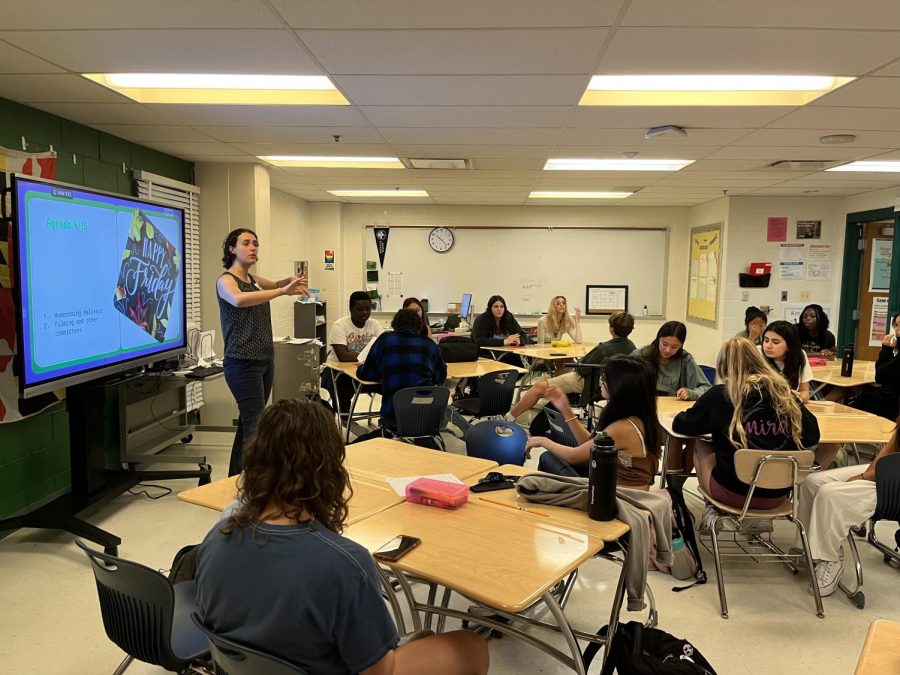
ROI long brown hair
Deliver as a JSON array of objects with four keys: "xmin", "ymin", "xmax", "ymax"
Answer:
[{"xmin": 223, "ymin": 398, "xmax": 351, "ymax": 534}]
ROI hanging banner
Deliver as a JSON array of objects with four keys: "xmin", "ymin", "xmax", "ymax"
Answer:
[
  {"xmin": 1, "ymin": 147, "xmax": 61, "ymax": 423},
  {"xmin": 374, "ymin": 227, "xmax": 390, "ymax": 267}
]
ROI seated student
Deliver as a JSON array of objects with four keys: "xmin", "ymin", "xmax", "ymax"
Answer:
[
  {"xmin": 357, "ymin": 308, "xmax": 447, "ymax": 439},
  {"xmin": 507, "ymin": 311, "xmax": 635, "ymax": 420},
  {"xmin": 849, "ymin": 312, "xmax": 900, "ymax": 420},
  {"xmin": 402, "ymin": 296, "xmax": 432, "ymax": 338},
  {"xmin": 797, "ymin": 416, "xmax": 899, "ymax": 597},
  {"xmin": 672, "ymin": 338, "xmax": 820, "ymax": 510},
  {"xmin": 195, "ymin": 399, "xmax": 489, "ymax": 675},
  {"xmin": 536, "ymin": 295, "xmax": 582, "ymax": 343},
  {"xmin": 632, "ymin": 320, "xmax": 711, "ymax": 401},
  {"xmin": 524, "ymin": 355, "xmax": 659, "ymax": 490},
  {"xmin": 325, "ymin": 291, "xmax": 384, "ymax": 416},
  {"xmin": 759, "ymin": 321, "xmax": 812, "ymax": 404},
  {"xmin": 796, "ymin": 304, "xmax": 836, "ymax": 357},
  {"xmin": 734, "ymin": 306, "xmax": 767, "ymax": 346},
  {"xmin": 471, "ymin": 295, "xmax": 526, "ymax": 367}
]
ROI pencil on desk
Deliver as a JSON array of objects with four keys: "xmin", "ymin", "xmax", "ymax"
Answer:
[{"xmin": 478, "ymin": 496, "xmax": 550, "ymax": 516}]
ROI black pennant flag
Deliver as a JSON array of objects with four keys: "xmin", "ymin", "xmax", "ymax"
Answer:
[{"xmin": 374, "ymin": 227, "xmax": 390, "ymax": 267}]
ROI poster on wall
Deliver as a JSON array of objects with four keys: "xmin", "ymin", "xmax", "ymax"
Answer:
[
  {"xmin": 783, "ymin": 303, "xmax": 833, "ymax": 325},
  {"xmin": 796, "ymin": 220, "xmax": 822, "ymax": 239},
  {"xmin": 779, "ymin": 243, "xmax": 805, "ymax": 280},
  {"xmin": 767, "ymin": 217, "xmax": 787, "ymax": 242},
  {"xmin": 687, "ymin": 222, "xmax": 721, "ymax": 327},
  {"xmin": 324, "ymin": 250, "xmax": 335, "ymax": 270},
  {"xmin": 869, "ymin": 239, "xmax": 893, "ymax": 291},
  {"xmin": 869, "ymin": 296, "xmax": 890, "ymax": 347}
]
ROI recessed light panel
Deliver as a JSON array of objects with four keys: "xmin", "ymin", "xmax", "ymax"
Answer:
[
  {"xmin": 260, "ymin": 156, "xmax": 404, "ymax": 168},
  {"xmin": 544, "ymin": 159, "xmax": 693, "ymax": 171},
  {"xmin": 826, "ymin": 161, "xmax": 900, "ymax": 172},
  {"xmin": 327, "ymin": 189, "xmax": 429, "ymax": 197},
  {"xmin": 528, "ymin": 191, "xmax": 632, "ymax": 199}
]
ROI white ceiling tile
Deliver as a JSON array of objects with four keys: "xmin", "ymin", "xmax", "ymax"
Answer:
[
  {"xmin": 332, "ymin": 75, "xmax": 588, "ymax": 106},
  {"xmin": 683, "ymin": 159, "xmax": 781, "ymax": 171},
  {"xmin": 734, "ymin": 128, "xmax": 900, "ymax": 148},
  {"xmin": 297, "ymin": 29, "xmax": 606, "ymax": 75},
  {"xmin": 146, "ymin": 141, "xmax": 250, "ymax": 157},
  {"xmin": 392, "ymin": 144, "xmax": 552, "ymax": 158},
  {"xmin": 597, "ymin": 28, "xmax": 900, "ymax": 75},
  {"xmin": 545, "ymin": 146, "xmax": 715, "ymax": 160},
  {"xmin": 811, "ymin": 77, "xmax": 900, "ymax": 108},
  {"xmin": 568, "ymin": 106, "xmax": 790, "ymax": 129},
  {"xmin": 380, "ymin": 128, "xmax": 559, "ymax": 145},
  {"xmin": 704, "ymin": 146, "xmax": 886, "ymax": 160},
  {"xmin": 0, "ymin": 74, "xmax": 129, "ymax": 103},
  {"xmin": 409, "ymin": 169, "xmax": 538, "ymax": 179},
  {"xmin": 230, "ymin": 142, "xmax": 397, "ymax": 155},
  {"xmin": 620, "ymin": 1, "xmax": 900, "ymax": 30},
  {"xmin": 92, "ymin": 124, "xmax": 221, "ymax": 143},
  {"xmin": 271, "ymin": 1, "xmax": 621, "ymax": 29},
  {"xmin": 651, "ymin": 177, "xmax": 784, "ymax": 187},
  {"xmin": 146, "ymin": 105, "xmax": 370, "ymax": 127},
  {"xmin": 769, "ymin": 106, "xmax": 900, "ymax": 131},
  {"xmin": 748, "ymin": 186, "xmax": 869, "ymax": 195},
  {"xmin": 0, "ymin": 40, "xmax": 64, "ymax": 73},
  {"xmin": 555, "ymin": 128, "xmax": 752, "ymax": 146},
  {"xmin": 358, "ymin": 106, "xmax": 571, "ymax": 128},
  {"xmin": 467, "ymin": 159, "xmax": 545, "ymax": 170},
  {"xmin": 0, "ymin": 1, "xmax": 283, "ymax": 29},
  {"xmin": 0, "ymin": 30, "xmax": 322, "ymax": 74},
  {"xmin": 195, "ymin": 126, "xmax": 383, "ymax": 144},
  {"xmin": 872, "ymin": 59, "xmax": 900, "ymax": 77},
  {"xmin": 25, "ymin": 102, "xmax": 184, "ymax": 126}
]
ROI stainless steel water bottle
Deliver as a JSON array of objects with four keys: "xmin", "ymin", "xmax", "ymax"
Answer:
[{"xmin": 588, "ymin": 432, "xmax": 617, "ymax": 521}]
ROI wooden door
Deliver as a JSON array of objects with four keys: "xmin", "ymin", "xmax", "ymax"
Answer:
[{"xmin": 855, "ymin": 221, "xmax": 894, "ymax": 361}]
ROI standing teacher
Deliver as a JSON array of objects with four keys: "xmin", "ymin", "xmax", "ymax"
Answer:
[{"xmin": 217, "ymin": 228, "xmax": 309, "ymax": 476}]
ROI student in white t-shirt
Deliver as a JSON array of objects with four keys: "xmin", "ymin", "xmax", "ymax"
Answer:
[{"xmin": 325, "ymin": 291, "xmax": 384, "ymax": 416}]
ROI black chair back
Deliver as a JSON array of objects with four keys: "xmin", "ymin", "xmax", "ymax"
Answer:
[
  {"xmin": 75, "ymin": 539, "xmax": 207, "ymax": 672},
  {"xmin": 192, "ymin": 613, "xmax": 307, "ymax": 675},
  {"xmin": 393, "ymin": 386, "xmax": 450, "ymax": 443},
  {"xmin": 474, "ymin": 369, "xmax": 517, "ymax": 417},
  {"xmin": 874, "ymin": 453, "xmax": 900, "ymax": 522},
  {"xmin": 543, "ymin": 406, "xmax": 580, "ymax": 447}
]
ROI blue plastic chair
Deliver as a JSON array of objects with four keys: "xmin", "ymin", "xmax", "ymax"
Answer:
[
  {"xmin": 192, "ymin": 613, "xmax": 307, "ymax": 674},
  {"xmin": 393, "ymin": 386, "xmax": 450, "ymax": 451},
  {"xmin": 700, "ymin": 365, "xmax": 716, "ymax": 385},
  {"xmin": 452, "ymin": 369, "xmax": 518, "ymax": 420},
  {"xmin": 465, "ymin": 420, "xmax": 527, "ymax": 465},
  {"xmin": 542, "ymin": 406, "xmax": 580, "ymax": 448}
]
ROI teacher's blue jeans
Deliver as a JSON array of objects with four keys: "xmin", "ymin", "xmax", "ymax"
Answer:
[{"xmin": 223, "ymin": 357, "xmax": 274, "ymax": 476}]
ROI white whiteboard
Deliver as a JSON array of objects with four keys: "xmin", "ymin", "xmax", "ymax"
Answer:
[{"xmin": 364, "ymin": 226, "xmax": 669, "ymax": 317}]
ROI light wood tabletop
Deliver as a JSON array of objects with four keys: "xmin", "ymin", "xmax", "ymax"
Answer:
[
  {"xmin": 483, "ymin": 343, "xmax": 591, "ymax": 360},
  {"xmin": 810, "ymin": 359, "xmax": 876, "ymax": 388},
  {"xmin": 177, "ymin": 473, "xmax": 404, "ymax": 525},
  {"xmin": 321, "ymin": 360, "xmax": 378, "ymax": 385},
  {"xmin": 342, "ymin": 500, "xmax": 604, "ymax": 614},
  {"xmin": 465, "ymin": 464, "xmax": 630, "ymax": 541},
  {"xmin": 445, "ymin": 358, "xmax": 527, "ymax": 379},
  {"xmin": 855, "ymin": 619, "xmax": 900, "ymax": 675},
  {"xmin": 345, "ymin": 438, "xmax": 498, "ymax": 481}
]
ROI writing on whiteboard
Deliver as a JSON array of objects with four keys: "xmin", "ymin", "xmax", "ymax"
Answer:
[{"xmin": 520, "ymin": 277, "xmax": 548, "ymax": 291}]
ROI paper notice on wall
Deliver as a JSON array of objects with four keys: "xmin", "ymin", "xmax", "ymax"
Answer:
[
  {"xmin": 779, "ymin": 261, "xmax": 804, "ymax": 280},
  {"xmin": 767, "ymin": 217, "xmax": 788, "ymax": 242},
  {"xmin": 870, "ymin": 239, "xmax": 893, "ymax": 291},
  {"xmin": 387, "ymin": 272, "xmax": 403, "ymax": 296},
  {"xmin": 780, "ymin": 243, "xmax": 805, "ymax": 262},
  {"xmin": 806, "ymin": 262, "xmax": 832, "ymax": 280},
  {"xmin": 870, "ymin": 296, "xmax": 890, "ymax": 347},
  {"xmin": 808, "ymin": 244, "xmax": 831, "ymax": 261},
  {"xmin": 784, "ymin": 303, "xmax": 833, "ymax": 324}
]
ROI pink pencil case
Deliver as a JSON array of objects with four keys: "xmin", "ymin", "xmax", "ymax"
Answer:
[{"xmin": 405, "ymin": 478, "xmax": 469, "ymax": 510}]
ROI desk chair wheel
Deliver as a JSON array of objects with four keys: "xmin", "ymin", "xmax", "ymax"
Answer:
[{"xmin": 181, "ymin": 434, "xmax": 193, "ymax": 444}]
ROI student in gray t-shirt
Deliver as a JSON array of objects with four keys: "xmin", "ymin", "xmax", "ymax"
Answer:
[{"xmin": 195, "ymin": 398, "xmax": 489, "ymax": 675}]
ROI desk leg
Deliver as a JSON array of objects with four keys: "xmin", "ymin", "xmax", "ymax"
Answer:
[
  {"xmin": 390, "ymin": 568, "xmax": 423, "ymax": 632},
  {"xmin": 541, "ymin": 590, "xmax": 587, "ymax": 675},
  {"xmin": 602, "ymin": 560, "xmax": 628, "ymax": 669},
  {"xmin": 513, "ymin": 355, "xmax": 534, "ymax": 403},
  {"xmin": 330, "ymin": 368, "xmax": 345, "ymax": 429},
  {"xmin": 377, "ymin": 566, "xmax": 408, "ymax": 635},
  {"xmin": 346, "ymin": 379, "xmax": 364, "ymax": 443}
]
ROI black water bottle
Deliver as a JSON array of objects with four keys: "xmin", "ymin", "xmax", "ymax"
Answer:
[
  {"xmin": 588, "ymin": 432, "xmax": 617, "ymax": 521},
  {"xmin": 841, "ymin": 343, "xmax": 855, "ymax": 377}
]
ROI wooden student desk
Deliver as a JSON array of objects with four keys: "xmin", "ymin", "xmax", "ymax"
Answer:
[
  {"xmin": 345, "ymin": 437, "xmax": 497, "ymax": 481},
  {"xmin": 482, "ymin": 343, "xmax": 591, "ymax": 400},
  {"xmin": 177, "ymin": 473, "xmax": 404, "ymax": 525},
  {"xmin": 445, "ymin": 358, "xmax": 527, "ymax": 380},
  {"xmin": 321, "ymin": 361, "xmax": 381, "ymax": 442},
  {"xmin": 810, "ymin": 359, "xmax": 876, "ymax": 396},
  {"xmin": 855, "ymin": 619, "xmax": 900, "ymax": 675}
]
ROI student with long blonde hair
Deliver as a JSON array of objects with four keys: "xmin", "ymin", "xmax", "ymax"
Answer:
[
  {"xmin": 672, "ymin": 338, "xmax": 820, "ymax": 509},
  {"xmin": 537, "ymin": 295, "xmax": 582, "ymax": 343}
]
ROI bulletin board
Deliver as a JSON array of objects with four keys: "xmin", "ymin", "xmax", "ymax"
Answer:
[{"xmin": 687, "ymin": 223, "xmax": 722, "ymax": 327}]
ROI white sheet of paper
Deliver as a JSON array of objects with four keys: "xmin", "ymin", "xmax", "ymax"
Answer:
[{"xmin": 386, "ymin": 473, "xmax": 464, "ymax": 497}]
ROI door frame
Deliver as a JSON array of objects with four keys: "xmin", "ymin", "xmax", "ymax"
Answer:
[{"xmin": 838, "ymin": 206, "xmax": 900, "ymax": 348}]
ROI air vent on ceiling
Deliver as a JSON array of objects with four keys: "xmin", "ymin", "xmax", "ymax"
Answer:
[
  {"xmin": 404, "ymin": 158, "xmax": 471, "ymax": 170},
  {"xmin": 764, "ymin": 160, "xmax": 833, "ymax": 171}
]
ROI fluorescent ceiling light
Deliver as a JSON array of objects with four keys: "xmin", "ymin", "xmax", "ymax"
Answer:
[
  {"xmin": 529, "ymin": 191, "xmax": 632, "ymax": 199},
  {"xmin": 544, "ymin": 158, "xmax": 693, "ymax": 171},
  {"xmin": 826, "ymin": 161, "xmax": 900, "ymax": 173},
  {"xmin": 83, "ymin": 73, "xmax": 349, "ymax": 105},
  {"xmin": 328, "ymin": 189, "xmax": 429, "ymax": 197},
  {"xmin": 260, "ymin": 156, "xmax": 404, "ymax": 169},
  {"xmin": 580, "ymin": 75, "xmax": 854, "ymax": 106}
]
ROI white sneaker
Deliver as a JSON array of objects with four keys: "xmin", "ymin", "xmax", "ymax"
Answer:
[
  {"xmin": 503, "ymin": 412, "xmax": 517, "ymax": 423},
  {"xmin": 697, "ymin": 505, "xmax": 719, "ymax": 534},
  {"xmin": 811, "ymin": 560, "xmax": 843, "ymax": 597}
]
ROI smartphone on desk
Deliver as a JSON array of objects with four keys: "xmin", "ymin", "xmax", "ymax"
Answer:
[{"xmin": 373, "ymin": 534, "xmax": 421, "ymax": 562}]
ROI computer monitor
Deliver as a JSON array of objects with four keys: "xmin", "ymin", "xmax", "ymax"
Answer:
[{"xmin": 460, "ymin": 293, "xmax": 472, "ymax": 321}]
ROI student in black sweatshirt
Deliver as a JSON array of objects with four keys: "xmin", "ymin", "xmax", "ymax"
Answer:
[{"xmin": 672, "ymin": 337, "xmax": 820, "ymax": 509}]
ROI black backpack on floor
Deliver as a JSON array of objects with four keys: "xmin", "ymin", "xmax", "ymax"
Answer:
[
  {"xmin": 584, "ymin": 621, "xmax": 717, "ymax": 674},
  {"xmin": 438, "ymin": 335, "xmax": 478, "ymax": 362}
]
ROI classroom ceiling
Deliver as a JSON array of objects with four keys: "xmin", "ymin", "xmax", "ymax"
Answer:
[{"xmin": 3, "ymin": 1, "xmax": 900, "ymax": 206}]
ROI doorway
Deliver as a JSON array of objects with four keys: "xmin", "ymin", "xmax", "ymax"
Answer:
[{"xmin": 855, "ymin": 221, "xmax": 894, "ymax": 361}]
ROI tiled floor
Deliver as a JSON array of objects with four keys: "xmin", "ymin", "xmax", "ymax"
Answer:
[{"xmin": 2, "ymin": 429, "xmax": 898, "ymax": 674}]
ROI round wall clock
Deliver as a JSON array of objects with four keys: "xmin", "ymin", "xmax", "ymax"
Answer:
[{"xmin": 428, "ymin": 227, "xmax": 455, "ymax": 253}]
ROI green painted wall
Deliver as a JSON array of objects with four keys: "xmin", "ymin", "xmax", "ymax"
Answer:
[{"xmin": 0, "ymin": 97, "xmax": 193, "ymax": 519}]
